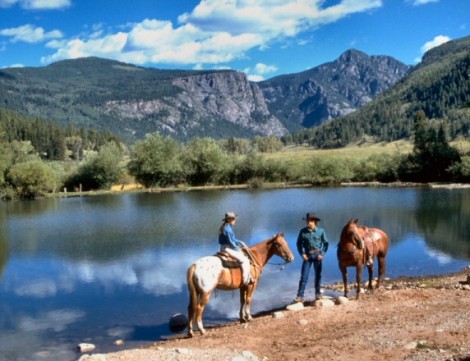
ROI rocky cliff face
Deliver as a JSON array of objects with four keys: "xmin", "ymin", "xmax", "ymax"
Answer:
[
  {"xmin": 102, "ymin": 70, "xmax": 288, "ymax": 139},
  {"xmin": 0, "ymin": 52, "xmax": 409, "ymax": 141},
  {"xmin": 259, "ymin": 49, "xmax": 410, "ymax": 129},
  {"xmin": 172, "ymin": 71, "xmax": 287, "ymax": 136}
]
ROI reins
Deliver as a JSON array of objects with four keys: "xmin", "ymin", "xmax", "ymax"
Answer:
[
  {"xmin": 243, "ymin": 236, "xmax": 290, "ymax": 273},
  {"xmin": 243, "ymin": 246, "xmax": 263, "ymax": 271},
  {"xmin": 265, "ymin": 237, "xmax": 291, "ymax": 271}
]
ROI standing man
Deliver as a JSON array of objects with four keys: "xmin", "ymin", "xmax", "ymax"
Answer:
[{"xmin": 293, "ymin": 212, "xmax": 329, "ymax": 303}]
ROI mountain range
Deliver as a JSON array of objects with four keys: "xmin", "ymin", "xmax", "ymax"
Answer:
[
  {"xmin": 293, "ymin": 35, "xmax": 470, "ymax": 148},
  {"xmin": 0, "ymin": 49, "xmax": 410, "ymax": 142}
]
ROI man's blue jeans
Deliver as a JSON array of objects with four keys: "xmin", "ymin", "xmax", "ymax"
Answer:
[{"xmin": 296, "ymin": 252, "xmax": 322, "ymax": 297}]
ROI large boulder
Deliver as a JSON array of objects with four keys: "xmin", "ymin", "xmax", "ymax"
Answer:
[{"xmin": 169, "ymin": 313, "xmax": 188, "ymax": 332}]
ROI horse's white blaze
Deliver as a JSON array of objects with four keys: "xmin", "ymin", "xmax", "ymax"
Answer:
[{"xmin": 194, "ymin": 256, "xmax": 223, "ymax": 293}]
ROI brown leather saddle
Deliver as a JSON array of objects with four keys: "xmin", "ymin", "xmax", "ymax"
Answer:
[
  {"xmin": 360, "ymin": 228, "xmax": 380, "ymax": 265},
  {"xmin": 215, "ymin": 251, "xmax": 243, "ymax": 269}
]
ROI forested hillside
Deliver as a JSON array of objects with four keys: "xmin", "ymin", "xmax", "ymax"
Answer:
[
  {"xmin": 286, "ymin": 36, "xmax": 470, "ymax": 148},
  {"xmin": 0, "ymin": 107, "xmax": 119, "ymax": 160}
]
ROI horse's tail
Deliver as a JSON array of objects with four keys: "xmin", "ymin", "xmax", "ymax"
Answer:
[{"xmin": 187, "ymin": 264, "xmax": 198, "ymax": 332}]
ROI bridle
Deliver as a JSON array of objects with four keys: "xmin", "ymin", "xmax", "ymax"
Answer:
[
  {"xmin": 267, "ymin": 234, "xmax": 293, "ymax": 268},
  {"xmin": 338, "ymin": 226, "xmax": 363, "ymax": 255}
]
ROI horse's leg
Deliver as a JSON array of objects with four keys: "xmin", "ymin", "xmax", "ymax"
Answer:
[
  {"xmin": 376, "ymin": 255, "xmax": 387, "ymax": 289},
  {"xmin": 187, "ymin": 264, "xmax": 197, "ymax": 337},
  {"xmin": 356, "ymin": 263, "xmax": 363, "ymax": 300},
  {"xmin": 340, "ymin": 264, "xmax": 348, "ymax": 297},
  {"xmin": 367, "ymin": 264, "xmax": 374, "ymax": 291},
  {"xmin": 242, "ymin": 284, "xmax": 256, "ymax": 322},
  {"xmin": 187, "ymin": 295, "xmax": 196, "ymax": 337},
  {"xmin": 196, "ymin": 290, "xmax": 213, "ymax": 335},
  {"xmin": 239, "ymin": 286, "xmax": 248, "ymax": 322}
]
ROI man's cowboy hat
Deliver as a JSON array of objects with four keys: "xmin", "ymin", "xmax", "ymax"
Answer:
[
  {"xmin": 223, "ymin": 212, "xmax": 237, "ymax": 221},
  {"xmin": 303, "ymin": 212, "xmax": 321, "ymax": 221}
]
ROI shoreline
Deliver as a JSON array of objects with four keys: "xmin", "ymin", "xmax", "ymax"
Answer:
[
  {"xmin": 46, "ymin": 181, "xmax": 470, "ymax": 200},
  {"xmin": 80, "ymin": 268, "xmax": 470, "ymax": 361}
]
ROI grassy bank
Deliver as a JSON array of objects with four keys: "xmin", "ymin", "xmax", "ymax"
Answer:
[{"xmin": 43, "ymin": 139, "xmax": 470, "ymax": 199}]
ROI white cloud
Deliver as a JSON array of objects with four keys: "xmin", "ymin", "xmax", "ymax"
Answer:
[
  {"xmin": 406, "ymin": 0, "xmax": 439, "ymax": 6},
  {"xmin": 0, "ymin": 0, "xmax": 71, "ymax": 9},
  {"xmin": 2, "ymin": 63, "xmax": 24, "ymax": 68},
  {"xmin": 247, "ymin": 74, "xmax": 264, "ymax": 82},
  {"xmin": 414, "ymin": 35, "xmax": 451, "ymax": 63},
  {"xmin": 244, "ymin": 62, "xmax": 279, "ymax": 81},
  {"xmin": 0, "ymin": 24, "xmax": 63, "ymax": 43},
  {"xmin": 420, "ymin": 35, "xmax": 451, "ymax": 53},
  {"xmin": 254, "ymin": 63, "xmax": 278, "ymax": 75},
  {"xmin": 41, "ymin": 0, "xmax": 383, "ymax": 66},
  {"xmin": 179, "ymin": 0, "xmax": 383, "ymax": 38},
  {"xmin": 42, "ymin": 32, "xmax": 129, "ymax": 64}
]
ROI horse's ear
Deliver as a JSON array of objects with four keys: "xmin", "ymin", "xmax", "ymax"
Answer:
[{"xmin": 353, "ymin": 219, "xmax": 359, "ymax": 224}]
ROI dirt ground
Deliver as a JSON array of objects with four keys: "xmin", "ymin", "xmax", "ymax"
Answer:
[{"xmin": 83, "ymin": 268, "xmax": 470, "ymax": 361}]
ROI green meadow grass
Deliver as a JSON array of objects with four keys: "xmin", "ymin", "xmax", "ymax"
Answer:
[{"xmin": 266, "ymin": 139, "xmax": 469, "ymax": 164}]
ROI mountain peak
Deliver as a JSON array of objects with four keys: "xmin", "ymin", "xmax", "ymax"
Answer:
[{"xmin": 338, "ymin": 49, "xmax": 368, "ymax": 62}]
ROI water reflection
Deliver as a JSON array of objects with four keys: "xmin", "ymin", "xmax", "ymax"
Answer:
[
  {"xmin": 0, "ymin": 188, "xmax": 469, "ymax": 361},
  {"xmin": 415, "ymin": 189, "xmax": 470, "ymax": 258},
  {"xmin": 0, "ymin": 236, "xmax": 7, "ymax": 278}
]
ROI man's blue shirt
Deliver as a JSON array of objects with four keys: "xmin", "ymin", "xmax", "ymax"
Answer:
[{"xmin": 296, "ymin": 226, "xmax": 329, "ymax": 256}]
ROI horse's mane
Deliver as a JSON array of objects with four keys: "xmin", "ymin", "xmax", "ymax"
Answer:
[
  {"xmin": 260, "ymin": 234, "xmax": 277, "ymax": 244},
  {"xmin": 253, "ymin": 233, "xmax": 283, "ymax": 247}
]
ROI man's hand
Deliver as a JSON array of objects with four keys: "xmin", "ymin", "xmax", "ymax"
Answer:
[
  {"xmin": 317, "ymin": 254, "xmax": 323, "ymax": 261},
  {"xmin": 302, "ymin": 254, "xmax": 309, "ymax": 261}
]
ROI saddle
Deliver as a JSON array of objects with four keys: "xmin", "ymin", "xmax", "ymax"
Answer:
[
  {"xmin": 215, "ymin": 251, "xmax": 243, "ymax": 269},
  {"xmin": 360, "ymin": 228, "xmax": 380, "ymax": 266}
]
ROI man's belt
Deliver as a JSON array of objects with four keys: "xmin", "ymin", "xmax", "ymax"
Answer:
[{"xmin": 308, "ymin": 249, "xmax": 320, "ymax": 254}]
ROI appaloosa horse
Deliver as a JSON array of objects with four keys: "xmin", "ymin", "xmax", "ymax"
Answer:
[
  {"xmin": 337, "ymin": 219, "xmax": 389, "ymax": 299},
  {"xmin": 187, "ymin": 233, "xmax": 294, "ymax": 336}
]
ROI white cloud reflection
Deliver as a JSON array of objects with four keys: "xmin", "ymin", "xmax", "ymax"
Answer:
[
  {"xmin": 15, "ymin": 279, "xmax": 57, "ymax": 298},
  {"xmin": 18, "ymin": 309, "xmax": 85, "ymax": 333},
  {"xmin": 72, "ymin": 250, "xmax": 193, "ymax": 296},
  {"xmin": 426, "ymin": 248, "xmax": 452, "ymax": 265}
]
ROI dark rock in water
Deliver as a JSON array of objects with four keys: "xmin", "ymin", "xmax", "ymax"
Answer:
[{"xmin": 169, "ymin": 313, "xmax": 188, "ymax": 333}]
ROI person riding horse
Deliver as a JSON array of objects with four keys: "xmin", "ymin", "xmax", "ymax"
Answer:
[{"xmin": 218, "ymin": 212, "xmax": 253, "ymax": 285}]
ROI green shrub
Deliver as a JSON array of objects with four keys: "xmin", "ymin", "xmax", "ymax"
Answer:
[
  {"xmin": 127, "ymin": 133, "xmax": 184, "ymax": 188},
  {"xmin": 7, "ymin": 159, "xmax": 60, "ymax": 198},
  {"xmin": 301, "ymin": 157, "xmax": 355, "ymax": 185},
  {"xmin": 65, "ymin": 143, "xmax": 122, "ymax": 191},
  {"xmin": 182, "ymin": 138, "xmax": 230, "ymax": 186},
  {"xmin": 353, "ymin": 153, "xmax": 401, "ymax": 182}
]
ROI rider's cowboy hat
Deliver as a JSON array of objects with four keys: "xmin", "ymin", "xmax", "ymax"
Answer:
[
  {"xmin": 223, "ymin": 212, "xmax": 237, "ymax": 221},
  {"xmin": 303, "ymin": 212, "xmax": 321, "ymax": 221}
]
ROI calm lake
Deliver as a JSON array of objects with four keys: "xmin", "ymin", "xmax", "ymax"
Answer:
[{"xmin": 1, "ymin": 187, "xmax": 469, "ymax": 360}]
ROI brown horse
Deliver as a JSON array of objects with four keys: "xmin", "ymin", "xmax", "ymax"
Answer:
[
  {"xmin": 337, "ymin": 219, "xmax": 389, "ymax": 299},
  {"xmin": 187, "ymin": 233, "xmax": 294, "ymax": 337}
]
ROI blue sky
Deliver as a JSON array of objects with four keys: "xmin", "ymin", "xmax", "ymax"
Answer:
[{"xmin": 0, "ymin": 0, "xmax": 468, "ymax": 81}]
